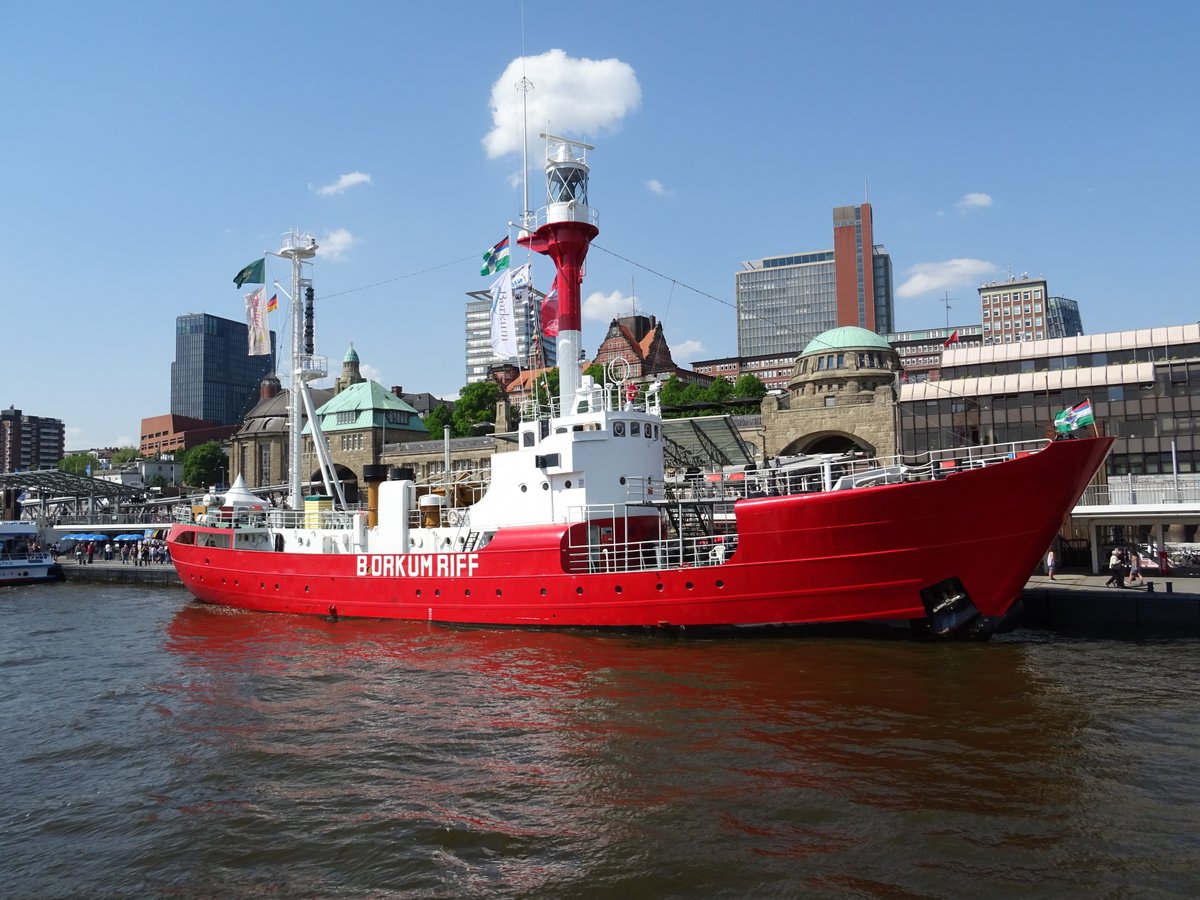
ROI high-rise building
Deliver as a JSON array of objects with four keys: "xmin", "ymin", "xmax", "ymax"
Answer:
[
  {"xmin": 735, "ymin": 203, "xmax": 893, "ymax": 358},
  {"xmin": 978, "ymin": 275, "xmax": 1049, "ymax": 345},
  {"xmin": 464, "ymin": 286, "xmax": 555, "ymax": 384},
  {"xmin": 170, "ymin": 313, "xmax": 276, "ymax": 426},
  {"xmin": 0, "ymin": 406, "xmax": 65, "ymax": 472},
  {"xmin": 1047, "ymin": 296, "xmax": 1084, "ymax": 339}
]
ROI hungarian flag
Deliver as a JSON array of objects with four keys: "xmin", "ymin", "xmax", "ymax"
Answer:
[
  {"xmin": 266, "ymin": 293, "xmax": 279, "ymax": 313},
  {"xmin": 943, "ymin": 330, "xmax": 959, "ymax": 348},
  {"xmin": 480, "ymin": 236, "xmax": 511, "ymax": 277},
  {"xmin": 234, "ymin": 257, "xmax": 265, "ymax": 288},
  {"xmin": 1054, "ymin": 399, "xmax": 1095, "ymax": 434}
]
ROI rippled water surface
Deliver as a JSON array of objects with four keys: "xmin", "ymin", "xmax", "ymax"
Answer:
[{"xmin": 3, "ymin": 583, "xmax": 1199, "ymax": 898}]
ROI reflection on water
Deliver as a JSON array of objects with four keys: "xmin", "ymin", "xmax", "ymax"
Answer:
[{"xmin": 3, "ymin": 586, "xmax": 1200, "ymax": 898}]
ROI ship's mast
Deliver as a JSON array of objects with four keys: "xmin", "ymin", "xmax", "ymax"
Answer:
[
  {"xmin": 518, "ymin": 134, "xmax": 598, "ymax": 412},
  {"xmin": 273, "ymin": 231, "xmax": 324, "ymax": 509}
]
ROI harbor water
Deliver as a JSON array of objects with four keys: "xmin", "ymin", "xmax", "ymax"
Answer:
[{"xmin": 3, "ymin": 583, "xmax": 1199, "ymax": 898}]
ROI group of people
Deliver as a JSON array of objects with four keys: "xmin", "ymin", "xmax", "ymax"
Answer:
[
  {"xmin": 69, "ymin": 539, "xmax": 170, "ymax": 566},
  {"xmin": 1045, "ymin": 546, "xmax": 1148, "ymax": 587},
  {"xmin": 1104, "ymin": 547, "xmax": 1143, "ymax": 588}
]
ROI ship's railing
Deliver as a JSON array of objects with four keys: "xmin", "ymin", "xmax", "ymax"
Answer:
[
  {"xmin": 1, "ymin": 551, "xmax": 53, "ymax": 564},
  {"xmin": 665, "ymin": 439, "xmax": 1050, "ymax": 502},
  {"xmin": 514, "ymin": 380, "xmax": 663, "ymax": 423},
  {"xmin": 172, "ymin": 504, "xmax": 359, "ymax": 530},
  {"xmin": 563, "ymin": 532, "xmax": 739, "ymax": 574}
]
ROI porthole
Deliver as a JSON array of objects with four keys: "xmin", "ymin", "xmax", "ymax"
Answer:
[
  {"xmin": 496, "ymin": 589, "xmax": 503, "ymax": 597},
  {"xmin": 540, "ymin": 587, "xmax": 548, "ymax": 596},
  {"xmin": 542, "ymin": 482, "xmax": 549, "ymax": 490},
  {"xmin": 520, "ymin": 484, "xmax": 528, "ymax": 492},
  {"xmin": 565, "ymin": 480, "xmax": 572, "ymax": 488},
  {"xmin": 614, "ymin": 585, "xmax": 623, "ymax": 594},
  {"xmin": 685, "ymin": 581, "xmax": 694, "ymax": 590},
  {"xmin": 416, "ymin": 589, "xmax": 422, "ymax": 598},
  {"xmin": 435, "ymin": 589, "xmax": 441, "ymax": 597},
  {"xmin": 465, "ymin": 589, "xmax": 471, "ymax": 597},
  {"xmin": 576, "ymin": 586, "xmax": 584, "ymax": 595},
  {"xmin": 656, "ymin": 583, "xmax": 664, "ymax": 591},
  {"xmin": 619, "ymin": 476, "xmax": 626, "ymax": 485},
  {"xmin": 715, "ymin": 580, "xmax": 724, "ymax": 589}
]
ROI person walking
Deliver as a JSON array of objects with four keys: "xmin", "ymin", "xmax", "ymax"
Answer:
[
  {"xmin": 1046, "ymin": 549, "xmax": 1057, "ymax": 579},
  {"xmin": 1129, "ymin": 550, "xmax": 1141, "ymax": 585},
  {"xmin": 1105, "ymin": 548, "xmax": 1123, "ymax": 587}
]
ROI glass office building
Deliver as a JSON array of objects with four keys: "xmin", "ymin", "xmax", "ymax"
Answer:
[
  {"xmin": 898, "ymin": 324, "xmax": 1200, "ymax": 477},
  {"xmin": 171, "ymin": 313, "xmax": 276, "ymax": 426},
  {"xmin": 464, "ymin": 287, "xmax": 555, "ymax": 384},
  {"xmin": 736, "ymin": 203, "xmax": 893, "ymax": 358}
]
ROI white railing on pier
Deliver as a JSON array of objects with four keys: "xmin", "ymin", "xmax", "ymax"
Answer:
[{"xmin": 1077, "ymin": 480, "xmax": 1200, "ymax": 508}]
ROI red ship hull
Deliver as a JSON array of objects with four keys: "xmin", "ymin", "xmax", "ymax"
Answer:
[{"xmin": 169, "ymin": 436, "xmax": 1112, "ymax": 637}]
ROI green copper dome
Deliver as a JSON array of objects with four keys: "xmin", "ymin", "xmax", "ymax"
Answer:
[
  {"xmin": 801, "ymin": 326, "xmax": 892, "ymax": 356},
  {"xmin": 344, "ymin": 343, "xmax": 360, "ymax": 363}
]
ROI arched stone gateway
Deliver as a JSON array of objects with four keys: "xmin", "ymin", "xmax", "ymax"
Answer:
[
  {"xmin": 762, "ymin": 325, "xmax": 901, "ymax": 460},
  {"xmin": 307, "ymin": 464, "xmax": 360, "ymax": 505},
  {"xmin": 780, "ymin": 431, "xmax": 877, "ymax": 457}
]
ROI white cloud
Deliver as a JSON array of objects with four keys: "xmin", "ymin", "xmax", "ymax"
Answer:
[
  {"xmin": 896, "ymin": 258, "xmax": 999, "ymax": 299},
  {"xmin": 317, "ymin": 228, "xmax": 355, "ymax": 261},
  {"xmin": 115, "ymin": 435, "xmax": 134, "ymax": 447},
  {"xmin": 583, "ymin": 289, "xmax": 641, "ymax": 322},
  {"xmin": 483, "ymin": 49, "xmax": 642, "ymax": 159},
  {"xmin": 645, "ymin": 179, "xmax": 666, "ymax": 195},
  {"xmin": 955, "ymin": 192, "xmax": 993, "ymax": 212},
  {"xmin": 360, "ymin": 363, "xmax": 383, "ymax": 384},
  {"xmin": 671, "ymin": 339, "xmax": 705, "ymax": 361},
  {"xmin": 315, "ymin": 172, "xmax": 372, "ymax": 197}
]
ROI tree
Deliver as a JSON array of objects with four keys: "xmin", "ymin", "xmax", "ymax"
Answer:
[
  {"xmin": 180, "ymin": 441, "xmax": 229, "ymax": 489},
  {"xmin": 110, "ymin": 447, "xmax": 140, "ymax": 466},
  {"xmin": 532, "ymin": 368, "xmax": 560, "ymax": 410},
  {"xmin": 59, "ymin": 453, "xmax": 94, "ymax": 476},
  {"xmin": 423, "ymin": 404, "xmax": 451, "ymax": 437},
  {"xmin": 659, "ymin": 376, "xmax": 701, "ymax": 418},
  {"xmin": 450, "ymin": 381, "xmax": 501, "ymax": 438},
  {"xmin": 733, "ymin": 373, "xmax": 768, "ymax": 401}
]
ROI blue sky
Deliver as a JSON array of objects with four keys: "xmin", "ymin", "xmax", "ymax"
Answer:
[{"xmin": 3, "ymin": 1, "xmax": 1197, "ymax": 450}]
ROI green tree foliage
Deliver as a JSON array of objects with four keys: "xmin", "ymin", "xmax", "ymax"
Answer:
[
  {"xmin": 59, "ymin": 453, "xmax": 94, "ymax": 476},
  {"xmin": 732, "ymin": 373, "xmax": 768, "ymax": 401},
  {"xmin": 533, "ymin": 368, "xmax": 560, "ymax": 410},
  {"xmin": 659, "ymin": 375, "xmax": 702, "ymax": 418},
  {"xmin": 110, "ymin": 447, "xmax": 140, "ymax": 466},
  {"xmin": 423, "ymin": 404, "xmax": 451, "ymax": 437},
  {"xmin": 180, "ymin": 441, "xmax": 229, "ymax": 489},
  {"xmin": 450, "ymin": 381, "xmax": 501, "ymax": 438}
]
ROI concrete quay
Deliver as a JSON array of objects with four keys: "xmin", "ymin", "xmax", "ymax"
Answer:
[
  {"xmin": 57, "ymin": 556, "xmax": 1200, "ymax": 637},
  {"xmin": 1017, "ymin": 570, "xmax": 1200, "ymax": 638},
  {"xmin": 61, "ymin": 556, "xmax": 183, "ymax": 587}
]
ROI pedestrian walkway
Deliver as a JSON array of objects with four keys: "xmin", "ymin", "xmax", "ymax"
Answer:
[{"xmin": 1026, "ymin": 569, "xmax": 1199, "ymax": 598}]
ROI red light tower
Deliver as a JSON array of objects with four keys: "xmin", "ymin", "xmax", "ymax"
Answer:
[{"xmin": 518, "ymin": 133, "xmax": 598, "ymax": 412}]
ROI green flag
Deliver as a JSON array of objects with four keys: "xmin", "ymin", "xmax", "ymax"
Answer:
[
  {"xmin": 480, "ymin": 237, "xmax": 511, "ymax": 277},
  {"xmin": 1054, "ymin": 399, "xmax": 1095, "ymax": 433},
  {"xmin": 234, "ymin": 258, "xmax": 265, "ymax": 288}
]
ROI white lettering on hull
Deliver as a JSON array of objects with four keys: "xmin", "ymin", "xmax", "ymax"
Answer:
[{"xmin": 356, "ymin": 553, "xmax": 479, "ymax": 578}]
